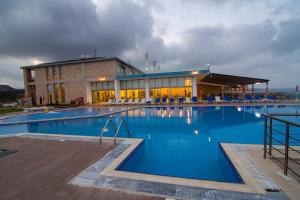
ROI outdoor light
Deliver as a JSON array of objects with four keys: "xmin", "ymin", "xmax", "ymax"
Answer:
[
  {"xmin": 255, "ymin": 82, "xmax": 261, "ymax": 85},
  {"xmin": 194, "ymin": 130, "xmax": 199, "ymax": 135},
  {"xmin": 192, "ymin": 70, "xmax": 199, "ymax": 75},
  {"xmin": 237, "ymin": 107, "xmax": 242, "ymax": 112}
]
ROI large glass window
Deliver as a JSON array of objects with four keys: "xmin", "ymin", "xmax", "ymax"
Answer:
[
  {"xmin": 54, "ymin": 84, "xmax": 59, "ymax": 104},
  {"xmin": 53, "ymin": 66, "xmax": 61, "ymax": 80},
  {"xmin": 92, "ymin": 90, "xmax": 115, "ymax": 103},
  {"xmin": 120, "ymin": 89, "xmax": 145, "ymax": 99},
  {"xmin": 60, "ymin": 83, "xmax": 65, "ymax": 104},
  {"xmin": 148, "ymin": 77, "xmax": 193, "ymax": 99},
  {"xmin": 46, "ymin": 67, "xmax": 53, "ymax": 81},
  {"xmin": 91, "ymin": 81, "xmax": 115, "ymax": 103},
  {"xmin": 47, "ymin": 84, "xmax": 53, "ymax": 104}
]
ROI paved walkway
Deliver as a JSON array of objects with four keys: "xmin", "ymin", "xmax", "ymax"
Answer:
[{"xmin": 0, "ymin": 137, "xmax": 162, "ymax": 200}]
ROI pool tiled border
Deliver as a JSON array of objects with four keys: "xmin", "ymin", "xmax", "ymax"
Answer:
[{"xmin": 0, "ymin": 106, "xmax": 137, "ymax": 126}]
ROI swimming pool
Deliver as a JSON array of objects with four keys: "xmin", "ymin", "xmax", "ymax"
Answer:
[{"xmin": 0, "ymin": 105, "xmax": 299, "ymax": 183}]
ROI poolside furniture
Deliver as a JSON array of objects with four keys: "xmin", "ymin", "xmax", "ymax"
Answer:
[
  {"xmin": 267, "ymin": 95, "xmax": 276, "ymax": 102},
  {"xmin": 169, "ymin": 97, "xmax": 175, "ymax": 104},
  {"xmin": 178, "ymin": 97, "xmax": 183, "ymax": 104},
  {"xmin": 161, "ymin": 97, "xmax": 167, "ymax": 104},
  {"xmin": 233, "ymin": 96, "xmax": 243, "ymax": 103},
  {"xmin": 125, "ymin": 99, "xmax": 132, "ymax": 105},
  {"xmin": 215, "ymin": 96, "xmax": 224, "ymax": 103},
  {"xmin": 224, "ymin": 95, "xmax": 232, "ymax": 103},
  {"xmin": 104, "ymin": 99, "xmax": 112, "ymax": 105},
  {"xmin": 244, "ymin": 95, "xmax": 254, "ymax": 103},
  {"xmin": 133, "ymin": 98, "xmax": 139, "ymax": 104},
  {"xmin": 206, "ymin": 96, "xmax": 213, "ymax": 104},
  {"xmin": 117, "ymin": 99, "xmax": 126, "ymax": 105},
  {"xmin": 255, "ymin": 95, "xmax": 262, "ymax": 103},
  {"xmin": 185, "ymin": 97, "xmax": 191, "ymax": 103},
  {"xmin": 140, "ymin": 98, "xmax": 146, "ymax": 104},
  {"xmin": 155, "ymin": 98, "xmax": 161, "ymax": 104},
  {"xmin": 146, "ymin": 98, "xmax": 153, "ymax": 104},
  {"xmin": 192, "ymin": 96, "xmax": 198, "ymax": 103}
]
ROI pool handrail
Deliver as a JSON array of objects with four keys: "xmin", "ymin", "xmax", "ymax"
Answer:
[
  {"xmin": 99, "ymin": 118, "xmax": 117, "ymax": 144},
  {"xmin": 114, "ymin": 118, "xmax": 131, "ymax": 146}
]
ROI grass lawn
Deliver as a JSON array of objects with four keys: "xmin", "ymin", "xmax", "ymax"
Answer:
[{"xmin": 0, "ymin": 107, "xmax": 23, "ymax": 114}]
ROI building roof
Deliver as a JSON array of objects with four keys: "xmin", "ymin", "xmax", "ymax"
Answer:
[
  {"xmin": 200, "ymin": 73, "xmax": 269, "ymax": 87},
  {"xmin": 116, "ymin": 69, "xmax": 210, "ymax": 80},
  {"xmin": 21, "ymin": 57, "xmax": 143, "ymax": 73}
]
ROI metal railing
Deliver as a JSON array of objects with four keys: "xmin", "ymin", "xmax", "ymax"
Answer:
[
  {"xmin": 99, "ymin": 118, "xmax": 117, "ymax": 145},
  {"xmin": 99, "ymin": 118, "xmax": 131, "ymax": 146},
  {"xmin": 263, "ymin": 113, "xmax": 300, "ymax": 177},
  {"xmin": 114, "ymin": 119, "xmax": 131, "ymax": 146}
]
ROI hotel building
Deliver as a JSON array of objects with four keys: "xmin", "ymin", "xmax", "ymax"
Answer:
[{"xmin": 22, "ymin": 57, "xmax": 269, "ymax": 105}]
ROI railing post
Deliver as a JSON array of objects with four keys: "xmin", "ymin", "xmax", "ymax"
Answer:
[
  {"xmin": 284, "ymin": 123, "xmax": 290, "ymax": 175},
  {"xmin": 264, "ymin": 116, "xmax": 267, "ymax": 159},
  {"xmin": 269, "ymin": 118, "xmax": 273, "ymax": 155}
]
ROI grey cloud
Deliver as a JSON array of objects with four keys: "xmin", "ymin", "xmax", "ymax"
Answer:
[{"xmin": 0, "ymin": 0, "xmax": 153, "ymax": 60}]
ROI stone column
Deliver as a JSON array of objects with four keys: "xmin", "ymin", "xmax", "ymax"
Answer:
[
  {"xmin": 114, "ymin": 80, "xmax": 121, "ymax": 101},
  {"xmin": 192, "ymin": 76, "xmax": 197, "ymax": 97},
  {"xmin": 85, "ymin": 82, "xmax": 92, "ymax": 104},
  {"xmin": 145, "ymin": 78, "xmax": 150, "ymax": 100}
]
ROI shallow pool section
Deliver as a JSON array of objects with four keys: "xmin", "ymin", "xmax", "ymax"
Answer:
[{"xmin": 0, "ymin": 105, "xmax": 299, "ymax": 183}]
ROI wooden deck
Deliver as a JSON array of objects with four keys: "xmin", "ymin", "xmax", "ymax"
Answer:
[{"xmin": 0, "ymin": 137, "xmax": 162, "ymax": 200}]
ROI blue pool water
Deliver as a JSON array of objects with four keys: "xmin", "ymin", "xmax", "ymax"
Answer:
[
  {"xmin": 0, "ymin": 107, "xmax": 124, "ymax": 123},
  {"xmin": 0, "ymin": 105, "xmax": 299, "ymax": 183}
]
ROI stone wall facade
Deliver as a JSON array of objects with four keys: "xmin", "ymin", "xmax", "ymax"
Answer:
[{"xmin": 22, "ymin": 59, "xmax": 137, "ymax": 105}]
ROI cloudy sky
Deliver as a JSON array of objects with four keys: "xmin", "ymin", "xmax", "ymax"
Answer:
[{"xmin": 0, "ymin": 0, "xmax": 299, "ymax": 88}]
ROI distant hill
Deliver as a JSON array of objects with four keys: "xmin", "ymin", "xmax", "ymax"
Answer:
[
  {"xmin": 0, "ymin": 85, "xmax": 17, "ymax": 92},
  {"xmin": 0, "ymin": 85, "xmax": 24, "ymax": 103}
]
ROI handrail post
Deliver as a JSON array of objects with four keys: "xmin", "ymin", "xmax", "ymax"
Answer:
[
  {"xmin": 264, "ymin": 116, "xmax": 267, "ymax": 159},
  {"xmin": 269, "ymin": 118, "xmax": 273, "ymax": 155},
  {"xmin": 284, "ymin": 123, "xmax": 290, "ymax": 175}
]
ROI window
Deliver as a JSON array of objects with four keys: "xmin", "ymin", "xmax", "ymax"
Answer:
[
  {"xmin": 54, "ymin": 84, "xmax": 59, "ymax": 104},
  {"xmin": 46, "ymin": 67, "xmax": 53, "ymax": 81},
  {"xmin": 60, "ymin": 83, "xmax": 65, "ymax": 104},
  {"xmin": 29, "ymin": 70, "xmax": 35, "ymax": 81},
  {"xmin": 47, "ymin": 84, "xmax": 53, "ymax": 104}
]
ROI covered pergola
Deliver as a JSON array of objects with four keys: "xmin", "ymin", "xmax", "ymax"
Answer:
[{"xmin": 198, "ymin": 73, "xmax": 269, "ymax": 97}]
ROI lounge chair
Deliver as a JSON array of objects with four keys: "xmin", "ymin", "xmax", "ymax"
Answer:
[
  {"xmin": 233, "ymin": 96, "xmax": 243, "ymax": 103},
  {"xmin": 169, "ymin": 97, "xmax": 175, "ymax": 104},
  {"xmin": 255, "ymin": 95, "xmax": 262, "ymax": 103},
  {"xmin": 146, "ymin": 98, "xmax": 153, "ymax": 104},
  {"xmin": 224, "ymin": 95, "xmax": 232, "ymax": 103},
  {"xmin": 244, "ymin": 95, "xmax": 254, "ymax": 103},
  {"xmin": 105, "ymin": 99, "xmax": 112, "ymax": 105},
  {"xmin": 134, "ymin": 98, "xmax": 139, "ymax": 104},
  {"xmin": 126, "ymin": 98, "xmax": 133, "ymax": 105},
  {"xmin": 206, "ymin": 96, "xmax": 213, "ymax": 104},
  {"xmin": 140, "ymin": 98, "xmax": 146, "ymax": 104},
  {"xmin": 267, "ymin": 95, "xmax": 275, "ymax": 102},
  {"xmin": 155, "ymin": 98, "xmax": 161, "ymax": 104},
  {"xmin": 185, "ymin": 97, "xmax": 191, "ymax": 103},
  {"xmin": 117, "ymin": 99, "xmax": 126, "ymax": 105},
  {"xmin": 178, "ymin": 97, "xmax": 183, "ymax": 104},
  {"xmin": 192, "ymin": 96, "xmax": 198, "ymax": 103},
  {"xmin": 161, "ymin": 97, "xmax": 167, "ymax": 104},
  {"xmin": 215, "ymin": 96, "xmax": 224, "ymax": 103}
]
